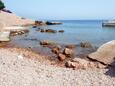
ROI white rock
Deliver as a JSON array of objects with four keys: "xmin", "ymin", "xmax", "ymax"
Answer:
[{"xmin": 18, "ymin": 55, "xmax": 23, "ymax": 60}]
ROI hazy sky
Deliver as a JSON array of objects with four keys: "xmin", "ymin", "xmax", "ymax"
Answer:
[{"xmin": 3, "ymin": 0, "xmax": 115, "ymax": 20}]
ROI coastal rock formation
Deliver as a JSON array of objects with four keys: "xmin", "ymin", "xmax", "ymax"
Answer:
[
  {"xmin": 0, "ymin": 11, "xmax": 34, "ymax": 26},
  {"xmin": 88, "ymin": 40, "xmax": 115, "ymax": 66}
]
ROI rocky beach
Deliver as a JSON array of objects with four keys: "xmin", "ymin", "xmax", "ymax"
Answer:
[{"xmin": 0, "ymin": 1, "xmax": 115, "ymax": 86}]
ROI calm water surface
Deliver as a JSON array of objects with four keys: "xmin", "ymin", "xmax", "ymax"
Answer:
[
  {"xmin": 6, "ymin": 20, "xmax": 115, "ymax": 55},
  {"xmin": 26, "ymin": 20, "xmax": 115, "ymax": 46}
]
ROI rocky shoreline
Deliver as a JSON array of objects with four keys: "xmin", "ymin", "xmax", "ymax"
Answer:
[{"xmin": 0, "ymin": 9, "xmax": 115, "ymax": 86}]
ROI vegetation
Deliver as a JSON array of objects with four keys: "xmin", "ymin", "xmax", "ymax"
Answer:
[{"xmin": 0, "ymin": 1, "xmax": 5, "ymax": 10}]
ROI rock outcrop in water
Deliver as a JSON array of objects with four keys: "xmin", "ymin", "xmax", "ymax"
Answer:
[{"xmin": 88, "ymin": 40, "xmax": 115, "ymax": 67}]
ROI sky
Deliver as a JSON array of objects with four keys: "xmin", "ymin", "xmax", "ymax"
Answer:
[{"xmin": 3, "ymin": 0, "xmax": 115, "ymax": 20}]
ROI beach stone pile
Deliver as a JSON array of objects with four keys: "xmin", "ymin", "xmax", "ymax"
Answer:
[{"xmin": 0, "ymin": 48, "xmax": 114, "ymax": 86}]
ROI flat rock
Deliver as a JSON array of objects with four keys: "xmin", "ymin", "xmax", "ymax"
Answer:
[
  {"xmin": 88, "ymin": 40, "xmax": 115, "ymax": 66},
  {"xmin": 0, "ymin": 31, "xmax": 10, "ymax": 41}
]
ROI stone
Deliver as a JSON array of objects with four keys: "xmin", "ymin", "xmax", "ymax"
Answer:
[
  {"xmin": 35, "ymin": 21, "xmax": 43, "ymax": 25},
  {"xmin": 10, "ymin": 30, "xmax": 29, "ymax": 36},
  {"xmin": 58, "ymin": 53, "xmax": 66, "ymax": 61},
  {"xmin": 33, "ymin": 26, "xmax": 37, "ymax": 28},
  {"xmin": 72, "ymin": 58, "xmax": 89, "ymax": 68},
  {"xmin": 52, "ymin": 47, "xmax": 60, "ymax": 54},
  {"xmin": 88, "ymin": 40, "xmax": 115, "ymax": 66},
  {"xmin": 63, "ymin": 48, "xmax": 73, "ymax": 55},
  {"xmin": 58, "ymin": 30, "xmax": 64, "ymax": 33},
  {"xmin": 46, "ymin": 21, "xmax": 62, "ymax": 25},
  {"xmin": 80, "ymin": 42, "xmax": 92, "ymax": 48},
  {"xmin": 40, "ymin": 29, "xmax": 45, "ymax": 32},
  {"xmin": 45, "ymin": 29, "xmax": 57, "ymax": 33},
  {"xmin": 65, "ymin": 61, "xmax": 80, "ymax": 69},
  {"xmin": 40, "ymin": 40, "xmax": 51, "ymax": 46}
]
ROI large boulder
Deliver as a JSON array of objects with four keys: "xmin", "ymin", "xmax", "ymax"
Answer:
[{"xmin": 88, "ymin": 40, "xmax": 115, "ymax": 66}]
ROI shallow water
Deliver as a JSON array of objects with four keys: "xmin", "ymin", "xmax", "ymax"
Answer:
[{"xmin": 3, "ymin": 20, "xmax": 115, "ymax": 56}]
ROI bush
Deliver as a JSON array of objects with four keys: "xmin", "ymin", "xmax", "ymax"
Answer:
[{"xmin": 0, "ymin": 1, "xmax": 5, "ymax": 10}]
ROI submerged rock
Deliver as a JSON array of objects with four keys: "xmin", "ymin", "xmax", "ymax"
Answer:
[
  {"xmin": 66, "ymin": 44, "xmax": 76, "ymax": 49},
  {"xmin": 40, "ymin": 29, "xmax": 46, "ymax": 32},
  {"xmin": 45, "ymin": 29, "xmax": 57, "ymax": 33},
  {"xmin": 58, "ymin": 30, "xmax": 64, "ymax": 33},
  {"xmin": 88, "ymin": 40, "xmax": 115, "ymax": 66},
  {"xmin": 39, "ymin": 29, "xmax": 57, "ymax": 33},
  {"xmin": 80, "ymin": 42, "xmax": 92, "ymax": 48},
  {"xmin": 32, "ymin": 26, "xmax": 37, "ymax": 28},
  {"xmin": 40, "ymin": 40, "xmax": 51, "ymax": 46},
  {"xmin": 40, "ymin": 40, "xmax": 55, "ymax": 46},
  {"xmin": 10, "ymin": 30, "xmax": 29, "ymax": 36}
]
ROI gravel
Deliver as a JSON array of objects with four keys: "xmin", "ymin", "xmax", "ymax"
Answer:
[{"xmin": 0, "ymin": 48, "xmax": 115, "ymax": 86}]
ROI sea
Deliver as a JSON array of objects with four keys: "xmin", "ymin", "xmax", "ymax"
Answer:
[
  {"xmin": 29, "ymin": 20, "xmax": 115, "ymax": 46},
  {"xmin": 6, "ymin": 20, "xmax": 115, "ymax": 55}
]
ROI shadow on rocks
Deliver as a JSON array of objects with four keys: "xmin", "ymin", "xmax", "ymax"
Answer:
[{"xmin": 105, "ymin": 60, "xmax": 115, "ymax": 77}]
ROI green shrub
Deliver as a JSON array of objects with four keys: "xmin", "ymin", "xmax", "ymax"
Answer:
[{"xmin": 0, "ymin": 1, "xmax": 5, "ymax": 10}]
